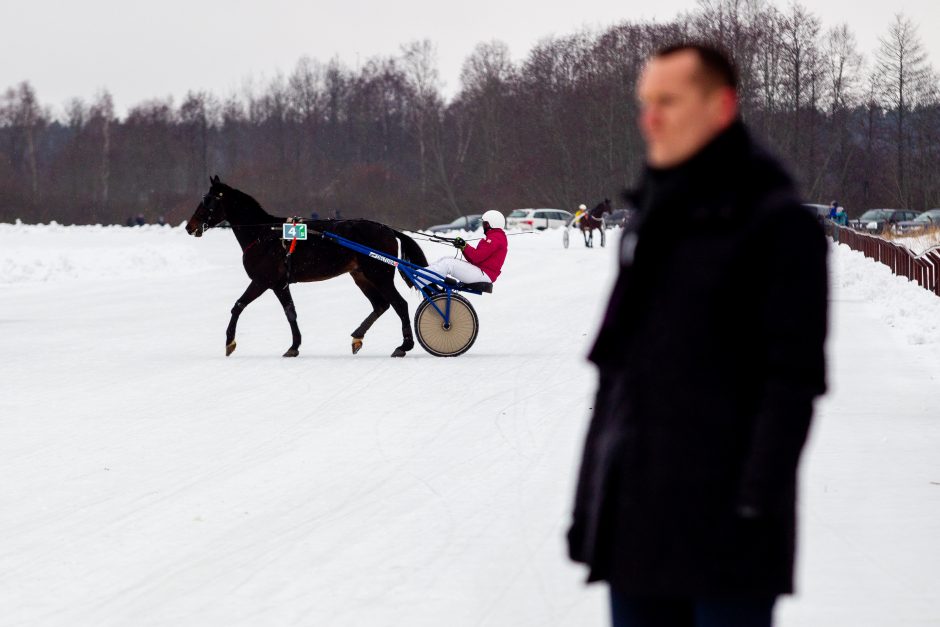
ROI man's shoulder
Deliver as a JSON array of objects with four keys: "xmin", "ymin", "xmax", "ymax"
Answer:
[
  {"xmin": 747, "ymin": 188, "xmax": 825, "ymax": 247},
  {"xmin": 745, "ymin": 139, "xmax": 795, "ymax": 191},
  {"xmin": 730, "ymin": 142, "xmax": 824, "ymax": 239},
  {"xmin": 734, "ymin": 135, "xmax": 806, "ymax": 219}
]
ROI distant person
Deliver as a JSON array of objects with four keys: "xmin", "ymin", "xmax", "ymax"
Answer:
[
  {"xmin": 828, "ymin": 200, "xmax": 839, "ymax": 221},
  {"xmin": 834, "ymin": 205, "xmax": 848, "ymax": 226},
  {"xmin": 568, "ymin": 43, "xmax": 828, "ymax": 627},
  {"xmin": 125, "ymin": 216, "xmax": 135, "ymax": 227},
  {"xmin": 135, "ymin": 213, "xmax": 146, "ymax": 226},
  {"xmin": 310, "ymin": 210, "xmax": 320, "ymax": 221},
  {"xmin": 156, "ymin": 215, "xmax": 167, "ymax": 226},
  {"xmin": 574, "ymin": 203, "xmax": 588, "ymax": 225},
  {"xmin": 832, "ymin": 204, "xmax": 848, "ymax": 242},
  {"xmin": 418, "ymin": 210, "xmax": 507, "ymax": 292}
]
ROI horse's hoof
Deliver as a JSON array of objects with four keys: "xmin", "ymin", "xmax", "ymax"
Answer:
[
  {"xmin": 390, "ymin": 347, "xmax": 407, "ymax": 358},
  {"xmin": 352, "ymin": 338, "xmax": 363, "ymax": 355},
  {"xmin": 226, "ymin": 341, "xmax": 237, "ymax": 356},
  {"xmin": 283, "ymin": 348, "xmax": 299, "ymax": 358}
]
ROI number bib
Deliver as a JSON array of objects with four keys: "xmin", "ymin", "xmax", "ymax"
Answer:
[{"xmin": 282, "ymin": 223, "xmax": 308, "ymax": 240}]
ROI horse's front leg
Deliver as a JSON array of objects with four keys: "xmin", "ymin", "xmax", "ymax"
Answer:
[
  {"xmin": 273, "ymin": 282, "xmax": 302, "ymax": 357},
  {"xmin": 226, "ymin": 281, "xmax": 267, "ymax": 356}
]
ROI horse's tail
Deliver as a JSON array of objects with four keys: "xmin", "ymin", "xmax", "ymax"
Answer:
[{"xmin": 393, "ymin": 230, "xmax": 428, "ymax": 289}]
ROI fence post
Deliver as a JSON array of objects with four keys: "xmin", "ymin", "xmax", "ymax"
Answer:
[{"xmin": 929, "ymin": 250, "xmax": 940, "ymax": 296}]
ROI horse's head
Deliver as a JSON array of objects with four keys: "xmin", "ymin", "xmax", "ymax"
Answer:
[
  {"xmin": 591, "ymin": 198, "xmax": 613, "ymax": 218},
  {"xmin": 186, "ymin": 175, "xmax": 230, "ymax": 237}
]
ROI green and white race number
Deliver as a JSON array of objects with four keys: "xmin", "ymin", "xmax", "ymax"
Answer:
[{"xmin": 282, "ymin": 223, "xmax": 307, "ymax": 240}]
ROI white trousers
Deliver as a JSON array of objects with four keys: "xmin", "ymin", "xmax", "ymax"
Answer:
[{"xmin": 419, "ymin": 256, "xmax": 490, "ymax": 287}]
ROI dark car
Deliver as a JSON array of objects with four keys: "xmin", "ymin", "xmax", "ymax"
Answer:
[
  {"xmin": 425, "ymin": 214, "xmax": 482, "ymax": 233},
  {"xmin": 893, "ymin": 209, "xmax": 940, "ymax": 234},
  {"xmin": 848, "ymin": 209, "xmax": 918, "ymax": 233},
  {"xmin": 603, "ymin": 209, "xmax": 634, "ymax": 227}
]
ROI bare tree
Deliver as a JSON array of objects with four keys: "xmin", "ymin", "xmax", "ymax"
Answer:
[
  {"xmin": 817, "ymin": 24, "xmax": 864, "ymax": 199},
  {"xmin": 459, "ymin": 41, "xmax": 514, "ymax": 196},
  {"xmin": 7, "ymin": 82, "xmax": 44, "ymax": 203},
  {"xmin": 824, "ymin": 24, "xmax": 863, "ymax": 113},
  {"xmin": 401, "ymin": 40, "xmax": 442, "ymax": 197},
  {"xmin": 4, "ymin": 0, "xmax": 940, "ymax": 226},
  {"xmin": 874, "ymin": 13, "xmax": 933, "ymax": 205},
  {"xmin": 180, "ymin": 91, "xmax": 213, "ymax": 193},
  {"xmin": 778, "ymin": 3, "xmax": 822, "ymax": 161},
  {"xmin": 90, "ymin": 91, "xmax": 114, "ymax": 218},
  {"xmin": 288, "ymin": 56, "xmax": 324, "ymax": 186}
]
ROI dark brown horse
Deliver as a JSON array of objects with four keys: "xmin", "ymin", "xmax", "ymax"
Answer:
[
  {"xmin": 185, "ymin": 176, "xmax": 428, "ymax": 358},
  {"xmin": 580, "ymin": 198, "xmax": 611, "ymax": 247}
]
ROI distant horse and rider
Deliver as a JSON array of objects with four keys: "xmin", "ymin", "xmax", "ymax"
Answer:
[
  {"xmin": 185, "ymin": 176, "xmax": 427, "ymax": 358},
  {"xmin": 577, "ymin": 198, "xmax": 612, "ymax": 248}
]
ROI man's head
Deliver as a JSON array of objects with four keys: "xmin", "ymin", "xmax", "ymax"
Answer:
[
  {"xmin": 637, "ymin": 43, "xmax": 739, "ymax": 168},
  {"xmin": 481, "ymin": 209, "xmax": 505, "ymax": 233}
]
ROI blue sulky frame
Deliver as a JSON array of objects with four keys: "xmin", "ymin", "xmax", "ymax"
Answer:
[{"xmin": 319, "ymin": 230, "xmax": 487, "ymax": 327}]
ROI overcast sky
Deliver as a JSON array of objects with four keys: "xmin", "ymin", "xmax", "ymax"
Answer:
[{"xmin": 3, "ymin": 0, "xmax": 939, "ymax": 116}]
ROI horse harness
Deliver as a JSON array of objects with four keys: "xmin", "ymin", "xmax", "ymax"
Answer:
[{"xmin": 200, "ymin": 190, "xmax": 224, "ymax": 232}]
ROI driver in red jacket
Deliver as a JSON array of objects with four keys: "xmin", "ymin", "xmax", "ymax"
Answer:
[{"xmin": 420, "ymin": 210, "xmax": 508, "ymax": 289}]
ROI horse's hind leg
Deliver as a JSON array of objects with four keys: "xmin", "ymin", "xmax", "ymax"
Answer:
[
  {"xmin": 273, "ymin": 282, "xmax": 302, "ymax": 357},
  {"xmin": 226, "ymin": 281, "xmax": 267, "ymax": 356},
  {"xmin": 372, "ymin": 277, "xmax": 413, "ymax": 358},
  {"xmin": 349, "ymin": 271, "xmax": 390, "ymax": 355}
]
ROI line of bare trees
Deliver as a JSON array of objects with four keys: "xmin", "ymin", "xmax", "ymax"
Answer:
[{"xmin": 1, "ymin": 0, "xmax": 938, "ymax": 227}]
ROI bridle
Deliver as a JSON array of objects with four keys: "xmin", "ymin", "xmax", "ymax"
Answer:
[{"xmin": 199, "ymin": 190, "xmax": 224, "ymax": 232}]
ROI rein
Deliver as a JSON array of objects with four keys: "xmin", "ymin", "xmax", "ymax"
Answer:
[{"xmin": 243, "ymin": 238, "xmax": 260, "ymax": 255}]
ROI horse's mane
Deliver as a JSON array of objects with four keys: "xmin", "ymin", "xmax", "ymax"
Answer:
[
  {"xmin": 591, "ymin": 198, "xmax": 612, "ymax": 217},
  {"xmin": 226, "ymin": 185, "xmax": 279, "ymax": 221}
]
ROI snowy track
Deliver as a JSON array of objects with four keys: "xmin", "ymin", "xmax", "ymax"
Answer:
[{"xmin": 1, "ymin": 225, "xmax": 938, "ymax": 625}]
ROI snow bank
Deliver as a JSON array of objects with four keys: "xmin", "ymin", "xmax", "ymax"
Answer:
[
  {"xmin": 831, "ymin": 242, "xmax": 940, "ymax": 346},
  {"xmin": 0, "ymin": 221, "xmax": 211, "ymax": 285}
]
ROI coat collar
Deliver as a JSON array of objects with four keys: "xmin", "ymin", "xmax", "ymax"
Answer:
[{"xmin": 638, "ymin": 120, "xmax": 751, "ymax": 220}]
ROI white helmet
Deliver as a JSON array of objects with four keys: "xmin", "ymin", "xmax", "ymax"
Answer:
[
  {"xmin": 481, "ymin": 209, "xmax": 505, "ymax": 229},
  {"xmin": 578, "ymin": 204, "xmax": 587, "ymax": 210}
]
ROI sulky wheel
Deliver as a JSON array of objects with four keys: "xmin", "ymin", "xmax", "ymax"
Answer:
[{"xmin": 414, "ymin": 293, "xmax": 479, "ymax": 357}]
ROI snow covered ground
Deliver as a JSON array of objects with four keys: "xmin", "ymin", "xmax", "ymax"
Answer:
[{"xmin": 1, "ymin": 224, "xmax": 938, "ymax": 626}]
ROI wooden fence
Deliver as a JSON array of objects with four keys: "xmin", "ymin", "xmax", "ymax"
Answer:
[{"xmin": 828, "ymin": 224, "xmax": 940, "ymax": 297}]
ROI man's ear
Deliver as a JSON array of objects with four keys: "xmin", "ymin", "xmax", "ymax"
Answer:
[{"xmin": 717, "ymin": 87, "xmax": 739, "ymax": 127}]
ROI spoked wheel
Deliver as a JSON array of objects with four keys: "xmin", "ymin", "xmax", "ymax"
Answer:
[
  {"xmin": 563, "ymin": 228, "xmax": 570, "ymax": 248},
  {"xmin": 414, "ymin": 293, "xmax": 479, "ymax": 357}
]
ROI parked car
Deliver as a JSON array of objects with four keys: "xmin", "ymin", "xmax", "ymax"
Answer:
[
  {"xmin": 893, "ymin": 209, "xmax": 940, "ymax": 234},
  {"xmin": 603, "ymin": 209, "xmax": 634, "ymax": 228},
  {"xmin": 506, "ymin": 208, "xmax": 573, "ymax": 230},
  {"xmin": 848, "ymin": 209, "xmax": 918, "ymax": 232},
  {"xmin": 425, "ymin": 214, "xmax": 482, "ymax": 233}
]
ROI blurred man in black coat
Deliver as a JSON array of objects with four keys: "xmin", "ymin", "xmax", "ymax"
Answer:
[{"xmin": 568, "ymin": 44, "xmax": 828, "ymax": 627}]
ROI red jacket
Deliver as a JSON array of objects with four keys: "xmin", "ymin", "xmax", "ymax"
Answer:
[{"xmin": 462, "ymin": 228, "xmax": 508, "ymax": 281}]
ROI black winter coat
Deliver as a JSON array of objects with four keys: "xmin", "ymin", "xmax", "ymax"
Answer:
[{"xmin": 568, "ymin": 121, "xmax": 828, "ymax": 597}]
